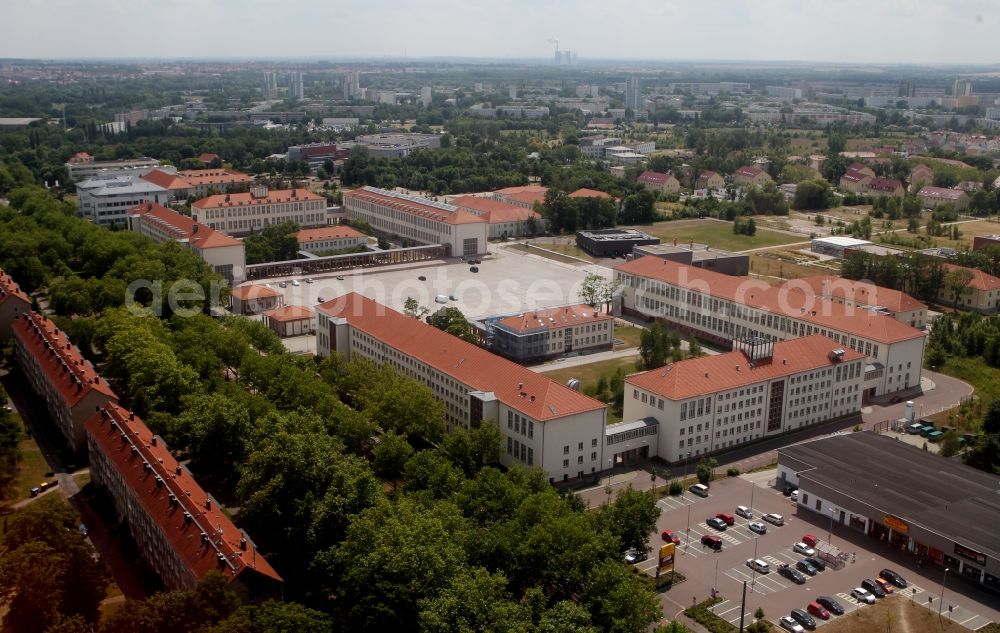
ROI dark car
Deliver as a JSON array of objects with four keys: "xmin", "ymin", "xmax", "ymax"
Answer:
[
  {"xmin": 880, "ymin": 568, "xmax": 908, "ymax": 588},
  {"xmin": 796, "ymin": 559, "xmax": 818, "ymax": 576},
  {"xmin": 706, "ymin": 517, "xmax": 728, "ymax": 531},
  {"xmin": 778, "ymin": 564, "xmax": 807, "ymax": 584},
  {"xmin": 783, "ymin": 484, "xmax": 798, "ymax": 496},
  {"xmin": 861, "ymin": 578, "xmax": 886, "ymax": 598},
  {"xmin": 701, "ymin": 535, "xmax": 723, "ymax": 551},
  {"xmin": 470, "ymin": 266, "xmax": 479, "ymax": 273},
  {"xmin": 790, "ymin": 608, "xmax": 817, "ymax": 630},
  {"xmin": 804, "ymin": 557, "xmax": 826, "ymax": 572},
  {"xmin": 816, "ymin": 596, "xmax": 845, "ymax": 616}
]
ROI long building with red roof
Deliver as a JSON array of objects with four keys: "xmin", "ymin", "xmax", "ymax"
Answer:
[
  {"xmin": 192, "ymin": 186, "xmax": 326, "ymax": 236},
  {"xmin": 296, "ymin": 225, "xmax": 368, "ymax": 254},
  {"xmin": 492, "ymin": 184, "xmax": 548, "ymax": 209},
  {"xmin": 614, "ymin": 257, "xmax": 926, "ymax": 398},
  {"xmin": 621, "ymin": 335, "xmax": 865, "ymax": 462},
  {"xmin": 450, "ymin": 195, "xmax": 544, "ymax": 239},
  {"xmin": 12, "ymin": 311, "xmax": 118, "ymax": 452},
  {"xmin": 786, "ymin": 275, "xmax": 927, "ymax": 328},
  {"xmin": 344, "ymin": 187, "xmax": 488, "ymax": 257},
  {"xmin": 86, "ymin": 403, "xmax": 281, "ymax": 592},
  {"xmin": 489, "ymin": 304, "xmax": 615, "ymax": 362},
  {"xmin": 0, "ymin": 268, "xmax": 31, "ymax": 341},
  {"xmin": 316, "ymin": 293, "xmax": 608, "ymax": 483}
]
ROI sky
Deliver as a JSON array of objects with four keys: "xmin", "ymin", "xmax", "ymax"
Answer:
[{"xmin": 0, "ymin": 0, "xmax": 996, "ymax": 65}]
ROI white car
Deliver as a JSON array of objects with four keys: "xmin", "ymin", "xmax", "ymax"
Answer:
[
  {"xmin": 852, "ymin": 587, "xmax": 877, "ymax": 604},
  {"xmin": 790, "ymin": 490, "xmax": 799, "ymax": 502},
  {"xmin": 291, "ymin": 279, "xmax": 300, "ymax": 286},
  {"xmin": 763, "ymin": 513, "xmax": 785, "ymax": 526},
  {"xmin": 746, "ymin": 558, "xmax": 770, "ymax": 574},
  {"xmin": 735, "ymin": 505, "xmax": 753, "ymax": 519},
  {"xmin": 779, "ymin": 616, "xmax": 805, "ymax": 633},
  {"xmin": 792, "ymin": 542, "xmax": 815, "ymax": 557},
  {"xmin": 748, "ymin": 521, "xmax": 767, "ymax": 535}
]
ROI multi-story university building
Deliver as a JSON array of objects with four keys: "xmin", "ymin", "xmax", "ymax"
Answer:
[
  {"xmin": 0, "ymin": 269, "xmax": 31, "ymax": 341},
  {"xmin": 192, "ymin": 186, "xmax": 326, "ymax": 236},
  {"xmin": 449, "ymin": 195, "xmax": 544, "ymax": 239},
  {"xmin": 488, "ymin": 304, "xmax": 615, "ymax": 362},
  {"xmin": 65, "ymin": 152, "xmax": 160, "ymax": 181},
  {"xmin": 618, "ymin": 336, "xmax": 865, "ymax": 463},
  {"xmin": 316, "ymin": 293, "xmax": 608, "ymax": 482},
  {"xmin": 11, "ymin": 310, "xmax": 117, "ymax": 452},
  {"xmin": 127, "ymin": 202, "xmax": 246, "ymax": 283},
  {"xmin": 614, "ymin": 257, "xmax": 926, "ymax": 398},
  {"xmin": 86, "ymin": 403, "xmax": 281, "ymax": 593},
  {"xmin": 296, "ymin": 226, "xmax": 368, "ymax": 254},
  {"xmin": 344, "ymin": 187, "xmax": 488, "ymax": 257}
]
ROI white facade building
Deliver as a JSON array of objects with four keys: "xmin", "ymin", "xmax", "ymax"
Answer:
[
  {"xmin": 76, "ymin": 176, "xmax": 171, "ymax": 227},
  {"xmin": 191, "ymin": 186, "xmax": 326, "ymax": 236},
  {"xmin": 65, "ymin": 154, "xmax": 160, "ymax": 181},
  {"xmin": 316, "ymin": 293, "xmax": 609, "ymax": 482}
]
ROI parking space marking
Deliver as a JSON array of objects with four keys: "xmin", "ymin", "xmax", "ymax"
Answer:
[
  {"xmin": 709, "ymin": 599, "xmax": 752, "ymax": 625},
  {"xmin": 837, "ymin": 592, "xmax": 865, "ymax": 608}
]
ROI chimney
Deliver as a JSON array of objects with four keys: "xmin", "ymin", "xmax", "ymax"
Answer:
[
  {"xmin": 151, "ymin": 436, "xmax": 157, "ymax": 446},
  {"xmin": 192, "ymin": 223, "xmax": 199, "ymax": 234}
]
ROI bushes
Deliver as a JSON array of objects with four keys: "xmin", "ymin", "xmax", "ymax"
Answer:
[
  {"xmin": 683, "ymin": 598, "xmax": 736, "ymax": 633},
  {"xmin": 669, "ymin": 481, "xmax": 683, "ymax": 496},
  {"xmin": 726, "ymin": 467, "xmax": 740, "ymax": 477}
]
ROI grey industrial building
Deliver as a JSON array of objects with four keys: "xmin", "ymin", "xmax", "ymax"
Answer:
[
  {"xmin": 576, "ymin": 229, "xmax": 659, "ymax": 258},
  {"xmin": 632, "ymin": 242, "xmax": 749, "ymax": 276},
  {"xmin": 778, "ymin": 432, "xmax": 1000, "ymax": 593}
]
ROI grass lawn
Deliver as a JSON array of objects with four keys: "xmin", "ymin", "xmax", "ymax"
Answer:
[
  {"xmin": 11, "ymin": 436, "xmax": 51, "ymax": 502},
  {"xmin": 613, "ymin": 325, "xmax": 644, "ymax": 349},
  {"xmin": 749, "ymin": 250, "xmax": 840, "ymax": 281},
  {"xmin": 542, "ymin": 355, "xmax": 640, "ymax": 390},
  {"xmin": 819, "ymin": 595, "xmax": 972, "ymax": 633},
  {"xmin": 921, "ymin": 219, "xmax": 1000, "ymax": 251},
  {"xmin": 935, "ymin": 355, "xmax": 1000, "ymax": 404},
  {"xmin": 630, "ymin": 219, "xmax": 804, "ymax": 252},
  {"xmin": 528, "ymin": 241, "xmax": 597, "ymax": 262}
]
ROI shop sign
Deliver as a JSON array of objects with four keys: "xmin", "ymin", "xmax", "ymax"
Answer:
[
  {"xmin": 954, "ymin": 543, "xmax": 987, "ymax": 566},
  {"xmin": 658, "ymin": 542, "xmax": 676, "ymax": 576},
  {"xmin": 883, "ymin": 515, "xmax": 908, "ymax": 533}
]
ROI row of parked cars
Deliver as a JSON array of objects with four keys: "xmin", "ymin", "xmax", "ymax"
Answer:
[{"xmin": 777, "ymin": 568, "xmax": 908, "ymax": 631}]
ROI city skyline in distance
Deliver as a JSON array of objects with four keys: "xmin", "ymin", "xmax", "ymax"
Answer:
[{"xmin": 1, "ymin": 0, "xmax": 997, "ymax": 66}]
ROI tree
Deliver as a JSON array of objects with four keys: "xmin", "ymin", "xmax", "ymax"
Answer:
[
  {"xmin": 944, "ymin": 267, "xmax": 975, "ymax": 306},
  {"xmin": 598, "ymin": 486, "xmax": 661, "ymax": 554},
  {"xmin": 403, "ymin": 297, "xmax": 421, "ymax": 318},
  {"xmin": 582, "ymin": 560, "xmax": 663, "ymax": 633},
  {"xmin": 418, "ymin": 567, "xmax": 531, "ymax": 633},
  {"xmin": 940, "ymin": 431, "xmax": 962, "ymax": 458},
  {"xmin": 619, "ymin": 191, "xmax": 656, "ymax": 224},
  {"xmin": 983, "ymin": 399, "xmax": 1000, "ymax": 435},
  {"xmin": 793, "ymin": 180, "xmax": 835, "ymax": 210},
  {"xmin": 579, "ymin": 273, "xmax": 617, "ymax": 310},
  {"xmin": 373, "ymin": 431, "xmax": 413, "ymax": 496},
  {"xmin": 696, "ymin": 458, "xmax": 717, "ymax": 485},
  {"xmin": 426, "ymin": 307, "xmax": 478, "ymax": 344},
  {"xmin": 639, "ymin": 322, "xmax": 671, "ymax": 370},
  {"xmin": 0, "ymin": 403, "xmax": 22, "ymax": 499}
]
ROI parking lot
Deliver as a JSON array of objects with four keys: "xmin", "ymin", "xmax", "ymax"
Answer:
[{"xmin": 642, "ymin": 473, "xmax": 999, "ymax": 630}]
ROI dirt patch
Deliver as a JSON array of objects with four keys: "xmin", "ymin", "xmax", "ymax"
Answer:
[{"xmin": 819, "ymin": 595, "xmax": 973, "ymax": 633}]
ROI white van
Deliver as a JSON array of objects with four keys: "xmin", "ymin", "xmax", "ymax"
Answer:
[
  {"xmin": 736, "ymin": 505, "xmax": 753, "ymax": 519},
  {"xmin": 689, "ymin": 483, "xmax": 709, "ymax": 497},
  {"xmin": 746, "ymin": 558, "xmax": 770, "ymax": 574}
]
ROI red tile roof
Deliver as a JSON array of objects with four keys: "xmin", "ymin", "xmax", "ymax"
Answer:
[
  {"xmin": 918, "ymin": 186, "xmax": 967, "ymax": 201},
  {"xmin": 846, "ymin": 162, "xmax": 874, "ymax": 175},
  {"xmin": 317, "ymin": 293, "xmax": 605, "ymax": 421},
  {"xmin": 193, "ymin": 189, "xmax": 324, "ymax": 209},
  {"xmin": 840, "ymin": 172, "xmax": 869, "ymax": 184},
  {"xmin": 493, "ymin": 185, "xmax": 548, "ymax": 196},
  {"xmin": 867, "ymin": 178, "xmax": 903, "ymax": 193},
  {"xmin": 637, "ymin": 171, "xmax": 677, "ymax": 185},
  {"xmin": 943, "ymin": 264, "xmax": 1000, "ymax": 292},
  {"xmin": 141, "ymin": 169, "xmax": 189, "ymax": 190},
  {"xmin": 569, "ymin": 188, "xmax": 612, "ymax": 199},
  {"xmin": 197, "ymin": 152, "xmax": 221, "ymax": 164},
  {"xmin": 263, "ymin": 305, "xmax": 315, "ymax": 322},
  {"xmin": 86, "ymin": 404, "xmax": 281, "ymax": 585},
  {"xmin": 495, "ymin": 304, "xmax": 614, "ymax": 334},
  {"xmin": 176, "ymin": 169, "xmax": 252, "ymax": 188},
  {"xmin": 788, "ymin": 276, "xmax": 926, "ymax": 314},
  {"xmin": 129, "ymin": 202, "xmax": 243, "ymax": 249},
  {"xmin": 627, "ymin": 335, "xmax": 864, "ymax": 401},
  {"xmin": 296, "ymin": 226, "xmax": 367, "ymax": 244},
  {"xmin": 0, "ymin": 269, "xmax": 30, "ymax": 307},
  {"xmin": 231, "ymin": 285, "xmax": 282, "ymax": 301},
  {"xmin": 614, "ymin": 257, "xmax": 925, "ymax": 344},
  {"xmin": 734, "ymin": 166, "xmax": 764, "ymax": 178},
  {"xmin": 12, "ymin": 312, "xmax": 117, "ymax": 408},
  {"xmin": 450, "ymin": 196, "xmax": 541, "ymax": 224},
  {"xmin": 344, "ymin": 188, "xmax": 486, "ymax": 226}
]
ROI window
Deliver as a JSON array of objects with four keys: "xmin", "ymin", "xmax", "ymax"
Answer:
[
  {"xmin": 578, "ymin": 442, "xmax": 583, "ymax": 451},
  {"xmin": 563, "ymin": 459, "xmax": 569, "ymax": 468},
  {"xmin": 578, "ymin": 456, "xmax": 584, "ymax": 464},
  {"xmin": 563, "ymin": 445, "xmax": 569, "ymax": 455},
  {"xmin": 592, "ymin": 438, "xmax": 598, "ymax": 447},
  {"xmin": 591, "ymin": 452, "xmax": 597, "ymax": 461}
]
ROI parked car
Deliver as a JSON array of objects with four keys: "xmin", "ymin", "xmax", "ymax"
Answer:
[
  {"xmin": 778, "ymin": 564, "xmax": 807, "ymax": 584},
  {"xmin": 790, "ymin": 608, "xmax": 816, "ymax": 630},
  {"xmin": 816, "ymin": 596, "xmax": 845, "ymax": 615},
  {"xmin": 783, "ymin": 484, "xmax": 798, "ymax": 496},
  {"xmin": 434, "ymin": 294, "xmax": 448, "ymax": 304},
  {"xmin": 715, "ymin": 512, "xmax": 735, "ymax": 526},
  {"xmin": 778, "ymin": 616, "xmax": 805, "ymax": 633},
  {"xmin": 701, "ymin": 535, "xmax": 722, "ymax": 550},
  {"xmin": 735, "ymin": 505, "xmax": 753, "ymax": 519},
  {"xmin": 919, "ymin": 425, "xmax": 936, "ymax": 437},
  {"xmin": 689, "ymin": 483, "xmax": 709, "ymax": 497},
  {"xmin": 746, "ymin": 559, "xmax": 770, "ymax": 574},
  {"xmin": 861, "ymin": 579, "xmax": 886, "ymax": 598},
  {"xmin": 470, "ymin": 266, "xmax": 479, "ymax": 273},
  {"xmin": 661, "ymin": 530, "xmax": 681, "ymax": 545},
  {"xmin": 305, "ymin": 278, "xmax": 314, "ymax": 283},
  {"xmin": 792, "ymin": 542, "xmax": 816, "ymax": 556},
  {"xmin": 879, "ymin": 568, "xmax": 908, "ymax": 588},
  {"xmin": 748, "ymin": 521, "xmax": 767, "ymax": 535},
  {"xmin": 807, "ymin": 601, "xmax": 831, "ymax": 620},
  {"xmin": 801, "ymin": 534, "xmax": 818, "ymax": 547},
  {"xmin": 763, "ymin": 513, "xmax": 784, "ymax": 526},
  {"xmin": 796, "ymin": 559, "xmax": 818, "ymax": 576},
  {"xmin": 449, "ymin": 294, "xmax": 457, "ymax": 301},
  {"xmin": 804, "ymin": 557, "xmax": 826, "ymax": 572},
  {"xmin": 291, "ymin": 279, "xmax": 300, "ymax": 286},
  {"xmin": 706, "ymin": 517, "xmax": 728, "ymax": 531},
  {"xmin": 335, "ymin": 275, "xmax": 345, "ymax": 281},
  {"xmin": 875, "ymin": 577, "xmax": 895, "ymax": 594},
  {"xmin": 905, "ymin": 422, "xmax": 924, "ymax": 434},
  {"xmin": 418, "ymin": 275, "xmax": 427, "ymax": 281},
  {"xmin": 623, "ymin": 548, "xmax": 647, "ymax": 564},
  {"xmin": 790, "ymin": 490, "xmax": 799, "ymax": 502},
  {"xmin": 278, "ymin": 281, "xmax": 287, "ymax": 288},
  {"xmin": 30, "ymin": 486, "xmax": 41, "ymax": 497},
  {"xmin": 851, "ymin": 587, "xmax": 877, "ymax": 604}
]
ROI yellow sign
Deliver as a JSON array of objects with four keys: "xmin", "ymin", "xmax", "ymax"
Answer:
[
  {"xmin": 658, "ymin": 542, "xmax": 676, "ymax": 575},
  {"xmin": 883, "ymin": 515, "xmax": 909, "ymax": 533}
]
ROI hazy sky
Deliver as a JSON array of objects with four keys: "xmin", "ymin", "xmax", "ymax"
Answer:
[{"xmin": 1, "ymin": 0, "xmax": 996, "ymax": 64}]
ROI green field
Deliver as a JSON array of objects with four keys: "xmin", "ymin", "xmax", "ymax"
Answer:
[
  {"xmin": 613, "ymin": 325, "xmax": 644, "ymax": 349},
  {"xmin": 628, "ymin": 219, "xmax": 804, "ymax": 252},
  {"xmin": 542, "ymin": 356, "xmax": 640, "ymax": 394},
  {"xmin": 12, "ymin": 437, "xmax": 51, "ymax": 502},
  {"xmin": 936, "ymin": 355, "xmax": 1000, "ymax": 404}
]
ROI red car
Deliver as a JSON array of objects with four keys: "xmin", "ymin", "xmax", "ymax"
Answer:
[
  {"xmin": 802, "ymin": 533, "xmax": 819, "ymax": 547},
  {"xmin": 807, "ymin": 601, "xmax": 831, "ymax": 620},
  {"xmin": 661, "ymin": 530, "xmax": 681, "ymax": 545},
  {"xmin": 716, "ymin": 512, "xmax": 735, "ymax": 526}
]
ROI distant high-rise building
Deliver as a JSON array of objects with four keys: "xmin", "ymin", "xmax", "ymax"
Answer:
[
  {"xmin": 898, "ymin": 81, "xmax": 915, "ymax": 98},
  {"xmin": 625, "ymin": 76, "xmax": 643, "ymax": 112},
  {"xmin": 343, "ymin": 71, "xmax": 360, "ymax": 100},
  {"xmin": 952, "ymin": 79, "xmax": 973, "ymax": 97},
  {"xmin": 262, "ymin": 71, "xmax": 278, "ymax": 99},
  {"xmin": 289, "ymin": 71, "xmax": 304, "ymax": 100},
  {"xmin": 508, "ymin": 85, "xmax": 517, "ymax": 100},
  {"xmin": 421, "ymin": 86, "xmax": 432, "ymax": 108}
]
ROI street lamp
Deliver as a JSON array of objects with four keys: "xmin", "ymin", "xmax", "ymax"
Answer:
[
  {"xmin": 939, "ymin": 567, "xmax": 950, "ymax": 617},
  {"xmin": 827, "ymin": 507, "xmax": 836, "ymax": 544},
  {"xmin": 749, "ymin": 481, "xmax": 756, "ymax": 517}
]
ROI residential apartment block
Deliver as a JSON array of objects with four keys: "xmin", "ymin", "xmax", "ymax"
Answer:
[
  {"xmin": 12, "ymin": 311, "xmax": 117, "ymax": 452},
  {"xmin": 450, "ymin": 195, "xmax": 544, "ymax": 239},
  {"xmin": 296, "ymin": 226, "xmax": 368, "ymax": 254},
  {"xmin": 488, "ymin": 304, "xmax": 615, "ymax": 362},
  {"xmin": 316, "ymin": 294, "xmax": 608, "ymax": 482},
  {"xmin": 127, "ymin": 202, "xmax": 246, "ymax": 283},
  {"xmin": 637, "ymin": 171, "xmax": 680, "ymax": 194},
  {"xmin": 192, "ymin": 186, "xmax": 327, "ymax": 236},
  {"xmin": 620, "ymin": 336, "xmax": 864, "ymax": 463},
  {"xmin": 696, "ymin": 171, "xmax": 726, "ymax": 191},
  {"xmin": 614, "ymin": 257, "xmax": 926, "ymax": 398},
  {"xmin": 938, "ymin": 264, "xmax": 1000, "ymax": 313},
  {"xmin": 0, "ymin": 269, "xmax": 31, "ymax": 341},
  {"xmin": 344, "ymin": 187, "xmax": 488, "ymax": 257},
  {"xmin": 86, "ymin": 403, "xmax": 281, "ymax": 592},
  {"xmin": 917, "ymin": 186, "xmax": 970, "ymax": 210},
  {"xmin": 733, "ymin": 166, "xmax": 772, "ymax": 187}
]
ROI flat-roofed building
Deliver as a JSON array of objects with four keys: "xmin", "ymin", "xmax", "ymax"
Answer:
[
  {"xmin": 577, "ymin": 228, "xmax": 659, "ymax": 258},
  {"xmin": 231, "ymin": 285, "xmax": 284, "ymax": 315},
  {"xmin": 450, "ymin": 195, "xmax": 544, "ymax": 239},
  {"xmin": 344, "ymin": 187, "xmax": 488, "ymax": 257},
  {"xmin": 489, "ymin": 304, "xmax": 615, "ymax": 362},
  {"xmin": 633, "ymin": 242, "xmax": 750, "ymax": 277},
  {"xmin": 66, "ymin": 154, "xmax": 161, "ymax": 181},
  {"xmin": 614, "ymin": 257, "xmax": 926, "ymax": 397},
  {"xmin": 296, "ymin": 226, "xmax": 368, "ymax": 254},
  {"xmin": 86, "ymin": 403, "xmax": 281, "ymax": 592},
  {"xmin": 192, "ymin": 186, "xmax": 327, "ymax": 236},
  {"xmin": 622, "ymin": 335, "xmax": 864, "ymax": 462},
  {"xmin": 0, "ymin": 269, "xmax": 31, "ymax": 341},
  {"xmin": 76, "ymin": 175, "xmax": 171, "ymax": 227},
  {"xmin": 316, "ymin": 293, "xmax": 608, "ymax": 482},
  {"xmin": 127, "ymin": 202, "xmax": 246, "ymax": 283},
  {"xmin": 263, "ymin": 305, "xmax": 315, "ymax": 337},
  {"xmin": 350, "ymin": 133, "xmax": 441, "ymax": 159},
  {"xmin": 810, "ymin": 236, "xmax": 872, "ymax": 258},
  {"xmin": 12, "ymin": 312, "xmax": 117, "ymax": 452}
]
